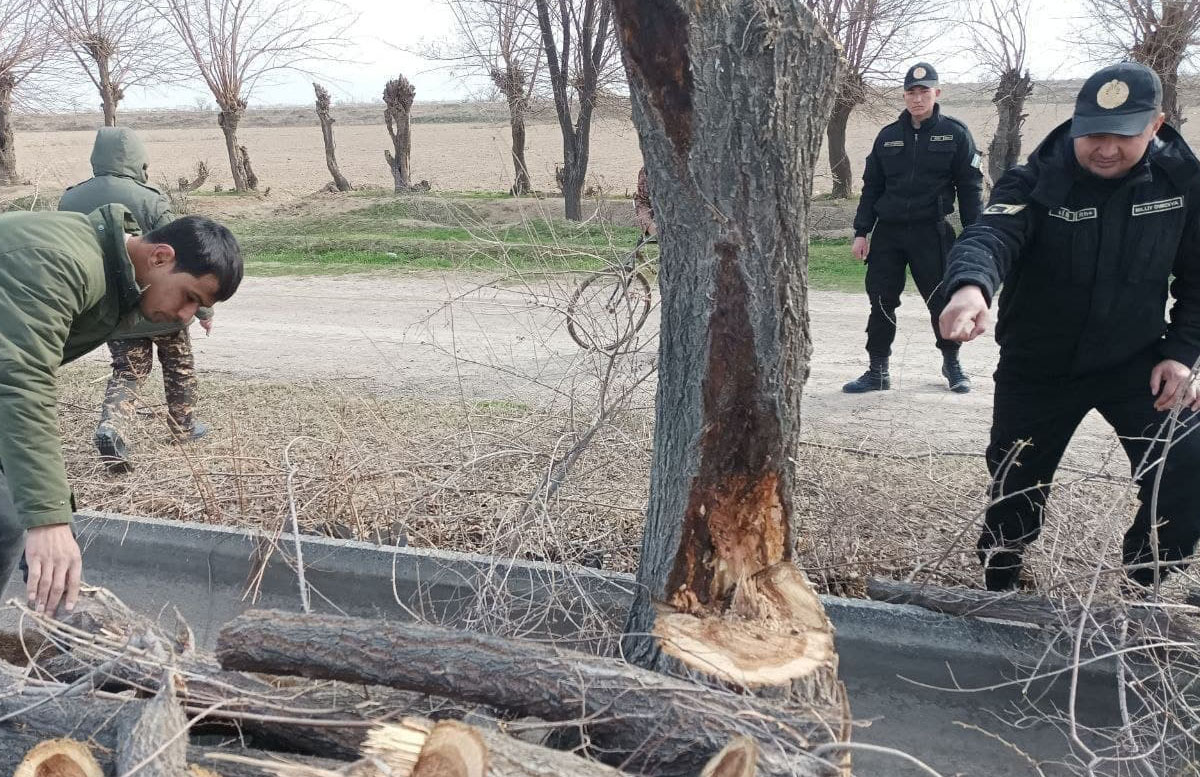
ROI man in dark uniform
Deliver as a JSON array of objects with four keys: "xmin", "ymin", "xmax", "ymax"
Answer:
[
  {"xmin": 941, "ymin": 62, "xmax": 1200, "ymax": 591},
  {"xmin": 846, "ymin": 62, "xmax": 984, "ymax": 394}
]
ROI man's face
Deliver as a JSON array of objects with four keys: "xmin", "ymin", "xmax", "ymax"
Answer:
[
  {"xmin": 137, "ymin": 247, "xmax": 220, "ymax": 324},
  {"xmin": 904, "ymin": 86, "xmax": 939, "ymax": 120},
  {"xmin": 1073, "ymin": 114, "xmax": 1164, "ymax": 178}
]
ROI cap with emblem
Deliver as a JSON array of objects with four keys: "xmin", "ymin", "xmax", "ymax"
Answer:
[
  {"xmin": 1070, "ymin": 62, "xmax": 1162, "ymax": 138},
  {"xmin": 904, "ymin": 62, "xmax": 938, "ymax": 90}
]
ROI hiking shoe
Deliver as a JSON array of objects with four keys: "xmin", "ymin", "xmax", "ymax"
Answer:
[
  {"xmin": 942, "ymin": 360, "xmax": 971, "ymax": 394},
  {"xmin": 983, "ymin": 549, "xmax": 1024, "ymax": 591},
  {"xmin": 95, "ymin": 424, "xmax": 132, "ymax": 472},
  {"xmin": 843, "ymin": 369, "xmax": 891, "ymax": 393}
]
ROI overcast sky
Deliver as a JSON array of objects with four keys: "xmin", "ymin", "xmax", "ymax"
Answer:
[{"xmin": 116, "ymin": 0, "xmax": 1099, "ymax": 111}]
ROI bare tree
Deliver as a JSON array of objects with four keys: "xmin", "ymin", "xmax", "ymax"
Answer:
[
  {"xmin": 155, "ymin": 0, "xmax": 350, "ymax": 192},
  {"xmin": 532, "ymin": 0, "xmax": 622, "ymax": 221},
  {"xmin": 810, "ymin": 0, "xmax": 944, "ymax": 198},
  {"xmin": 383, "ymin": 75, "xmax": 415, "ymax": 192},
  {"xmin": 427, "ymin": 0, "xmax": 543, "ymax": 195},
  {"xmin": 966, "ymin": 0, "xmax": 1034, "ymax": 184},
  {"xmin": 313, "ymin": 82, "xmax": 351, "ymax": 192},
  {"xmin": 44, "ymin": 0, "xmax": 178, "ymax": 126},
  {"xmin": 1085, "ymin": 0, "xmax": 1200, "ymax": 127},
  {"xmin": 0, "ymin": 0, "xmax": 52, "ymax": 185}
]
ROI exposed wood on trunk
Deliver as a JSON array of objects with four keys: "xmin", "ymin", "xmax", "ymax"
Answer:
[
  {"xmin": 866, "ymin": 578, "xmax": 1200, "ymax": 641},
  {"xmin": 217, "ymin": 609, "xmax": 840, "ymax": 777},
  {"xmin": 413, "ymin": 721, "xmax": 486, "ymax": 777},
  {"xmin": 384, "ymin": 75, "xmax": 416, "ymax": 192},
  {"xmin": 699, "ymin": 738, "xmax": 756, "ymax": 777},
  {"xmin": 313, "ymin": 82, "xmax": 352, "ymax": 192},
  {"xmin": 610, "ymin": 1, "xmax": 845, "ymax": 740},
  {"xmin": 218, "ymin": 101, "xmax": 252, "ymax": 192},
  {"xmin": 14, "ymin": 738, "xmax": 104, "ymax": 777}
]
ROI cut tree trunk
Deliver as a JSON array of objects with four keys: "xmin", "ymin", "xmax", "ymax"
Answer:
[
  {"xmin": 14, "ymin": 739, "xmax": 103, "ymax": 777},
  {"xmin": 987, "ymin": 68, "xmax": 1033, "ymax": 185},
  {"xmin": 217, "ymin": 610, "xmax": 842, "ymax": 777},
  {"xmin": 116, "ymin": 671, "xmax": 189, "ymax": 777},
  {"xmin": 218, "ymin": 101, "xmax": 252, "ymax": 191},
  {"xmin": 0, "ymin": 75, "xmax": 17, "ymax": 186},
  {"xmin": 610, "ymin": 0, "xmax": 846, "ymax": 742},
  {"xmin": 314, "ymin": 82, "xmax": 352, "ymax": 192},
  {"xmin": 384, "ymin": 75, "xmax": 415, "ymax": 192}
]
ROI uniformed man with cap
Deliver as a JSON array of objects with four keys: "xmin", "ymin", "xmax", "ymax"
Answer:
[
  {"xmin": 940, "ymin": 62, "xmax": 1200, "ymax": 591},
  {"xmin": 846, "ymin": 61, "xmax": 985, "ymax": 394}
]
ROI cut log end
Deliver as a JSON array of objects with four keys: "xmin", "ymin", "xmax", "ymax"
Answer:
[
  {"xmin": 15, "ymin": 739, "xmax": 104, "ymax": 777},
  {"xmin": 700, "ymin": 737, "xmax": 757, "ymax": 777},
  {"xmin": 414, "ymin": 721, "xmax": 487, "ymax": 777},
  {"xmin": 655, "ymin": 563, "xmax": 836, "ymax": 690}
]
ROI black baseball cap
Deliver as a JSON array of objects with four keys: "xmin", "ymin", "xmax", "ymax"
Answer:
[
  {"xmin": 1070, "ymin": 62, "xmax": 1163, "ymax": 138},
  {"xmin": 904, "ymin": 62, "xmax": 938, "ymax": 90}
]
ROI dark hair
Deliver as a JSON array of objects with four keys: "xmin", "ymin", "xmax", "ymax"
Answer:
[{"xmin": 143, "ymin": 216, "xmax": 243, "ymax": 301}]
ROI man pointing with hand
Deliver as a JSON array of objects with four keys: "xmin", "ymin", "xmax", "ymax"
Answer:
[{"xmin": 941, "ymin": 62, "xmax": 1200, "ymax": 592}]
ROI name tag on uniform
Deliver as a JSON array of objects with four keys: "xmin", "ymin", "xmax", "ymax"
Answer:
[
  {"xmin": 1131, "ymin": 196, "xmax": 1184, "ymax": 216},
  {"xmin": 983, "ymin": 203, "xmax": 1026, "ymax": 215},
  {"xmin": 930, "ymin": 134, "xmax": 954, "ymax": 142},
  {"xmin": 883, "ymin": 140, "xmax": 904, "ymax": 147},
  {"xmin": 1049, "ymin": 206, "xmax": 1098, "ymax": 222}
]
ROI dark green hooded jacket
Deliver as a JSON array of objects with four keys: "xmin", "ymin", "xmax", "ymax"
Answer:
[
  {"xmin": 58, "ymin": 127, "xmax": 211, "ymax": 334},
  {"xmin": 0, "ymin": 205, "xmax": 144, "ymax": 528}
]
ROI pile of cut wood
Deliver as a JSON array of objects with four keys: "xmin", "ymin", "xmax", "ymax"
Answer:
[{"xmin": 0, "ymin": 585, "xmax": 849, "ymax": 777}]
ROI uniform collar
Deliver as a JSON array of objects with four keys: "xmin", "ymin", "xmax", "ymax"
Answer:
[
  {"xmin": 899, "ymin": 104, "xmax": 941, "ymax": 132},
  {"xmin": 86, "ymin": 204, "xmax": 144, "ymax": 317}
]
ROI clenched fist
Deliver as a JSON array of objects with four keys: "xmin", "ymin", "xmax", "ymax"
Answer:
[{"xmin": 939, "ymin": 285, "xmax": 991, "ymax": 343}]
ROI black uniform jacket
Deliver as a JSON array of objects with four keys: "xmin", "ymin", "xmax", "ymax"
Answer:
[
  {"xmin": 944, "ymin": 120, "xmax": 1200, "ymax": 381},
  {"xmin": 852, "ymin": 105, "xmax": 985, "ymax": 237}
]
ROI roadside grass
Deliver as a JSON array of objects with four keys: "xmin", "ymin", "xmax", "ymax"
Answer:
[{"xmin": 224, "ymin": 193, "xmax": 865, "ymax": 289}]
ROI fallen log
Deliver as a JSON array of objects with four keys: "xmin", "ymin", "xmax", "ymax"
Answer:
[
  {"xmin": 218, "ymin": 610, "xmax": 844, "ymax": 777},
  {"xmin": 6, "ymin": 591, "xmax": 449, "ymax": 759},
  {"xmin": 117, "ymin": 671, "xmax": 189, "ymax": 777},
  {"xmin": 15, "ymin": 738, "xmax": 104, "ymax": 777},
  {"xmin": 866, "ymin": 578, "xmax": 1200, "ymax": 642}
]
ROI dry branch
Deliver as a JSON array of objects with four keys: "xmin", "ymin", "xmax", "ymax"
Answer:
[{"xmin": 217, "ymin": 609, "xmax": 842, "ymax": 777}]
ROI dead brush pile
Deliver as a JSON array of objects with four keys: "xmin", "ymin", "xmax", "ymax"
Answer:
[{"xmin": 57, "ymin": 361, "xmax": 1152, "ymax": 597}]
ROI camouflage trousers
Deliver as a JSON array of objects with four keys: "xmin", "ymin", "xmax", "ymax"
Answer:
[{"xmin": 100, "ymin": 329, "xmax": 199, "ymax": 437}]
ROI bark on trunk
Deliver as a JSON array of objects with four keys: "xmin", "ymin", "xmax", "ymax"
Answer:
[
  {"xmin": 314, "ymin": 82, "xmax": 352, "ymax": 191},
  {"xmin": 826, "ymin": 96, "xmax": 856, "ymax": 199},
  {"xmin": 611, "ymin": 0, "xmax": 844, "ymax": 702},
  {"xmin": 217, "ymin": 610, "xmax": 841, "ymax": 777},
  {"xmin": 987, "ymin": 69, "xmax": 1033, "ymax": 185},
  {"xmin": 0, "ymin": 76, "xmax": 17, "ymax": 186},
  {"xmin": 1131, "ymin": 2, "xmax": 1190, "ymax": 128},
  {"xmin": 492, "ymin": 67, "xmax": 532, "ymax": 196},
  {"xmin": 97, "ymin": 57, "xmax": 121, "ymax": 127},
  {"xmin": 116, "ymin": 672, "xmax": 188, "ymax": 777},
  {"xmin": 384, "ymin": 75, "xmax": 416, "ymax": 192},
  {"xmin": 218, "ymin": 101, "xmax": 251, "ymax": 191}
]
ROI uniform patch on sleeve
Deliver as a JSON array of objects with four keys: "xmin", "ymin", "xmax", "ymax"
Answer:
[
  {"xmin": 883, "ymin": 140, "xmax": 905, "ymax": 147},
  {"xmin": 1132, "ymin": 196, "xmax": 1184, "ymax": 216},
  {"xmin": 983, "ymin": 203, "xmax": 1026, "ymax": 215},
  {"xmin": 971, "ymin": 153, "xmax": 982, "ymax": 169}
]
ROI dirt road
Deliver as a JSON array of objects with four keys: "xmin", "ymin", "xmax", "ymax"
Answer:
[{"xmin": 76, "ymin": 271, "xmax": 1129, "ymax": 470}]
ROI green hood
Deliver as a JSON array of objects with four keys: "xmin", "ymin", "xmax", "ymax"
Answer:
[{"xmin": 90, "ymin": 127, "xmax": 150, "ymax": 183}]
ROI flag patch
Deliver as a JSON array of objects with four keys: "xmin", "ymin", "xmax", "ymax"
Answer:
[
  {"xmin": 983, "ymin": 203, "xmax": 1027, "ymax": 215},
  {"xmin": 1132, "ymin": 196, "xmax": 1184, "ymax": 216}
]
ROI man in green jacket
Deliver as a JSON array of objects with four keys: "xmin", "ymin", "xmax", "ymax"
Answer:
[
  {"xmin": 59, "ymin": 127, "xmax": 214, "ymax": 468},
  {"xmin": 0, "ymin": 205, "xmax": 242, "ymax": 616}
]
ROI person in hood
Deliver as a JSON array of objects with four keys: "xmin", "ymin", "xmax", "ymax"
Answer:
[
  {"xmin": 845, "ymin": 62, "xmax": 985, "ymax": 395},
  {"xmin": 0, "ymin": 205, "xmax": 242, "ymax": 616},
  {"xmin": 940, "ymin": 62, "xmax": 1200, "ymax": 592},
  {"xmin": 59, "ymin": 127, "xmax": 215, "ymax": 469}
]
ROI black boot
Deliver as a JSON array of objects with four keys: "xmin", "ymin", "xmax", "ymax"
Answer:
[
  {"xmin": 942, "ymin": 353, "xmax": 971, "ymax": 394},
  {"xmin": 843, "ymin": 357, "xmax": 891, "ymax": 393},
  {"xmin": 982, "ymin": 549, "xmax": 1024, "ymax": 591}
]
